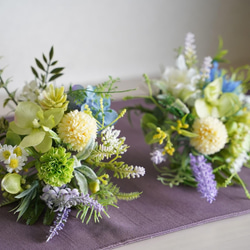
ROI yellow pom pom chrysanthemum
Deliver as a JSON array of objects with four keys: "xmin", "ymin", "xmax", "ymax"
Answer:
[
  {"xmin": 57, "ymin": 110, "xmax": 97, "ymax": 152},
  {"xmin": 190, "ymin": 116, "xmax": 228, "ymax": 155}
]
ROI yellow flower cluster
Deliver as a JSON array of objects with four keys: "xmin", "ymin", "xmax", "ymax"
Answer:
[
  {"xmin": 190, "ymin": 116, "xmax": 228, "ymax": 155},
  {"xmin": 153, "ymin": 127, "xmax": 167, "ymax": 144},
  {"xmin": 171, "ymin": 119, "xmax": 189, "ymax": 134},
  {"xmin": 153, "ymin": 127, "xmax": 175, "ymax": 156},
  {"xmin": 57, "ymin": 110, "xmax": 97, "ymax": 152}
]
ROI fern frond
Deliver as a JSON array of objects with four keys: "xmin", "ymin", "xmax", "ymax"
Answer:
[{"xmin": 99, "ymin": 161, "xmax": 145, "ymax": 179}]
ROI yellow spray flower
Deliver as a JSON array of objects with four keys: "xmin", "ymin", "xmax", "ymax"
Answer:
[
  {"xmin": 57, "ymin": 110, "xmax": 97, "ymax": 152},
  {"xmin": 153, "ymin": 127, "xmax": 167, "ymax": 144},
  {"xmin": 190, "ymin": 116, "xmax": 228, "ymax": 155}
]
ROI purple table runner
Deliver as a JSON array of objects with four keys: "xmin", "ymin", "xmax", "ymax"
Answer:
[{"xmin": 1, "ymin": 99, "xmax": 250, "ymax": 250}]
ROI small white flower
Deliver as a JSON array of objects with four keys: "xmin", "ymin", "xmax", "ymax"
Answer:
[
  {"xmin": 5, "ymin": 154, "xmax": 25, "ymax": 173},
  {"xmin": 19, "ymin": 80, "xmax": 40, "ymax": 102},
  {"xmin": 131, "ymin": 166, "xmax": 145, "ymax": 178},
  {"xmin": 200, "ymin": 56, "xmax": 212, "ymax": 81},
  {"xmin": 228, "ymin": 151, "xmax": 250, "ymax": 173},
  {"xmin": 13, "ymin": 146, "xmax": 28, "ymax": 162},
  {"xmin": 150, "ymin": 148, "xmax": 167, "ymax": 165},
  {"xmin": 101, "ymin": 126, "xmax": 127, "ymax": 154},
  {"xmin": 0, "ymin": 144, "xmax": 14, "ymax": 162}
]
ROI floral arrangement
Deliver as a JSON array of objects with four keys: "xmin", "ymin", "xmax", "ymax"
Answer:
[
  {"xmin": 126, "ymin": 33, "xmax": 250, "ymax": 203},
  {"xmin": 0, "ymin": 47, "xmax": 145, "ymax": 241}
]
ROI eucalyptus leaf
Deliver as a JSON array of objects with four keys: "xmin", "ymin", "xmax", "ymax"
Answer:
[
  {"xmin": 75, "ymin": 165, "xmax": 98, "ymax": 182},
  {"xmin": 74, "ymin": 170, "xmax": 88, "ymax": 195},
  {"xmin": 76, "ymin": 137, "xmax": 95, "ymax": 160}
]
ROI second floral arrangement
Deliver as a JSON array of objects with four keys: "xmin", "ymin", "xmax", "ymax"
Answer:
[{"xmin": 126, "ymin": 33, "xmax": 250, "ymax": 203}]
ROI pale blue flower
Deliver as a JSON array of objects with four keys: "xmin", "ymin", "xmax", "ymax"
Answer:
[
  {"xmin": 209, "ymin": 62, "xmax": 241, "ymax": 93},
  {"xmin": 69, "ymin": 85, "xmax": 118, "ymax": 126}
]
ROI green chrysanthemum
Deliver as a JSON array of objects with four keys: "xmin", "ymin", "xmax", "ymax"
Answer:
[{"xmin": 36, "ymin": 147, "xmax": 74, "ymax": 187}]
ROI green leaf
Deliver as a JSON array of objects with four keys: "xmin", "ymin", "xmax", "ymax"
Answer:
[
  {"xmin": 51, "ymin": 60, "xmax": 58, "ymax": 66},
  {"xmin": 5, "ymin": 131, "xmax": 21, "ymax": 146},
  {"xmin": 42, "ymin": 53, "xmax": 47, "ymax": 63},
  {"xmin": 48, "ymin": 73, "xmax": 63, "ymax": 82},
  {"xmin": 23, "ymin": 200, "xmax": 45, "ymax": 225},
  {"xmin": 74, "ymin": 170, "xmax": 88, "ymax": 194},
  {"xmin": 49, "ymin": 46, "xmax": 54, "ymax": 60},
  {"xmin": 35, "ymin": 58, "xmax": 45, "ymax": 71},
  {"xmin": 3, "ymin": 98, "xmax": 11, "ymax": 107},
  {"xmin": 75, "ymin": 165, "xmax": 98, "ymax": 182},
  {"xmin": 179, "ymin": 129, "xmax": 197, "ymax": 138},
  {"xmin": 141, "ymin": 113, "xmax": 158, "ymax": 131},
  {"xmin": 15, "ymin": 181, "xmax": 39, "ymax": 199},
  {"xmin": 76, "ymin": 137, "xmax": 95, "ymax": 160},
  {"xmin": 144, "ymin": 130, "xmax": 157, "ymax": 144},
  {"xmin": 43, "ymin": 208, "xmax": 55, "ymax": 225},
  {"xmin": 50, "ymin": 67, "xmax": 64, "ymax": 74},
  {"xmin": 31, "ymin": 66, "xmax": 39, "ymax": 78}
]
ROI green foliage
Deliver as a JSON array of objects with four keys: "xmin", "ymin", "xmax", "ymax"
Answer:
[
  {"xmin": 98, "ymin": 161, "xmax": 140, "ymax": 179},
  {"xmin": 76, "ymin": 204, "xmax": 103, "ymax": 224},
  {"xmin": 0, "ymin": 73, "xmax": 18, "ymax": 107},
  {"xmin": 96, "ymin": 181, "xmax": 141, "ymax": 206},
  {"xmin": 94, "ymin": 76, "xmax": 120, "ymax": 99},
  {"xmin": 0, "ymin": 117, "xmax": 9, "ymax": 141},
  {"xmin": 213, "ymin": 37, "xmax": 229, "ymax": 63},
  {"xmin": 156, "ymin": 150, "xmax": 197, "ymax": 187},
  {"xmin": 0, "ymin": 192, "xmax": 16, "ymax": 207},
  {"xmin": 31, "ymin": 46, "xmax": 64, "ymax": 89},
  {"xmin": 13, "ymin": 180, "xmax": 41, "ymax": 222}
]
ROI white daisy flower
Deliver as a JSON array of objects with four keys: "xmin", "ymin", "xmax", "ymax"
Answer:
[
  {"xmin": 0, "ymin": 144, "xmax": 14, "ymax": 162},
  {"xmin": 5, "ymin": 154, "xmax": 25, "ymax": 173}
]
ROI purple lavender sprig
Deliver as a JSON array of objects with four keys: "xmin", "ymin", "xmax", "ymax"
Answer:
[
  {"xmin": 41, "ymin": 185, "xmax": 104, "ymax": 213},
  {"xmin": 189, "ymin": 154, "xmax": 218, "ymax": 203},
  {"xmin": 41, "ymin": 185, "xmax": 104, "ymax": 242},
  {"xmin": 46, "ymin": 207, "xmax": 71, "ymax": 242}
]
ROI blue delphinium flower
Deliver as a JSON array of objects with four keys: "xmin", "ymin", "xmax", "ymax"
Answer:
[
  {"xmin": 68, "ymin": 85, "xmax": 118, "ymax": 126},
  {"xmin": 209, "ymin": 61, "xmax": 241, "ymax": 93},
  {"xmin": 189, "ymin": 154, "xmax": 218, "ymax": 203}
]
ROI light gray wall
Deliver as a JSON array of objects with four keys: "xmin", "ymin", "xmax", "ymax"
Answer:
[{"xmin": 1, "ymin": 0, "xmax": 250, "ymax": 114}]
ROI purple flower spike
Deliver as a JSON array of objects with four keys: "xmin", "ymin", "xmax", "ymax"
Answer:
[
  {"xmin": 189, "ymin": 154, "xmax": 218, "ymax": 203},
  {"xmin": 46, "ymin": 207, "xmax": 71, "ymax": 242}
]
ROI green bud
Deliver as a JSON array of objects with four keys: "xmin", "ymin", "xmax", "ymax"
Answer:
[{"xmin": 1, "ymin": 173, "xmax": 23, "ymax": 194}]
